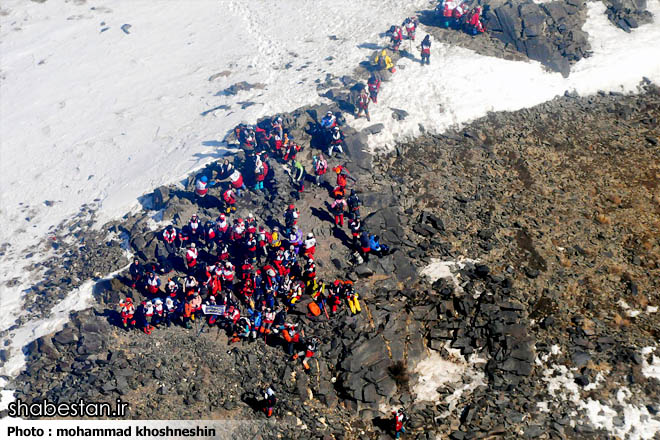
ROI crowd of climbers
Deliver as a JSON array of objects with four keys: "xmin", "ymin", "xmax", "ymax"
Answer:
[
  {"xmin": 116, "ymin": 14, "xmax": 426, "ymax": 433},
  {"xmin": 436, "ymin": 0, "xmax": 486, "ymax": 35}
]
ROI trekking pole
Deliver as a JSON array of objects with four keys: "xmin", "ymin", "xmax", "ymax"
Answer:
[{"xmin": 197, "ymin": 320, "xmax": 207, "ymax": 337}]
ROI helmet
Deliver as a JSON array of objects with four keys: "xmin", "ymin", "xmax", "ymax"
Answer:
[
  {"xmin": 333, "ymin": 126, "xmax": 339, "ymax": 132},
  {"xmin": 200, "ymin": 175, "xmax": 208, "ymax": 183},
  {"xmin": 209, "ymin": 295, "xmax": 216, "ymax": 302},
  {"xmin": 190, "ymin": 242, "xmax": 196, "ymax": 248},
  {"xmin": 145, "ymin": 300, "xmax": 153, "ymax": 306},
  {"xmin": 219, "ymin": 214, "xmax": 226, "ymax": 220},
  {"xmin": 273, "ymin": 226, "xmax": 279, "ymax": 232},
  {"xmin": 125, "ymin": 297, "xmax": 133, "ymax": 304},
  {"xmin": 167, "ymin": 225, "xmax": 174, "ymax": 231},
  {"xmin": 248, "ymin": 213, "xmax": 254, "ymax": 219},
  {"xmin": 165, "ymin": 297, "xmax": 173, "ymax": 306},
  {"xmin": 155, "ymin": 298, "xmax": 163, "ymax": 305},
  {"xmin": 168, "ymin": 280, "xmax": 175, "ymax": 287},
  {"xmin": 307, "ymin": 232, "xmax": 314, "ymax": 239},
  {"xmin": 288, "ymin": 204, "xmax": 295, "ymax": 210},
  {"xmin": 326, "ymin": 111, "xmax": 333, "ymax": 116},
  {"xmin": 237, "ymin": 218, "xmax": 243, "ymax": 223}
]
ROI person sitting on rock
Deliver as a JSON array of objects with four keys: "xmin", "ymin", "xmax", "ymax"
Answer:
[
  {"xmin": 194, "ymin": 175, "xmax": 218, "ymax": 200},
  {"xmin": 228, "ymin": 167, "xmax": 247, "ymax": 197},
  {"xmin": 320, "ymin": 111, "xmax": 337, "ymax": 130},
  {"xmin": 293, "ymin": 337, "xmax": 320, "ymax": 371},
  {"xmin": 369, "ymin": 234, "xmax": 390, "ymax": 258},
  {"xmin": 165, "ymin": 278, "xmax": 181, "ymax": 298},
  {"xmin": 145, "ymin": 271, "xmax": 162, "ymax": 296},
  {"xmin": 184, "ymin": 275, "xmax": 199, "ymax": 296},
  {"xmin": 119, "ymin": 297, "xmax": 136, "ymax": 329},
  {"xmin": 343, "ymin": 281, "xmax": 361, "ymax": 314},
  {"xmin": 374, "ymin": 49, "xmax": 394, "ymax": 73},
  {"xmin": 451, "ymin": 1, "xmax": 466, "ymax": 30},
  {"xmin": 223, "ymin": 187, "xmax": 237, "ymax": 213},
  {"xmin": 281, "ymin": 322, "xmax": 304, "ymax": 355},
  {"xmin": 327, "ymin": 282, "xmax": 343, "ymax": 314},
  {"xmin": 465, "ymin": 6, "xmax": 485, "ymax": 35},
  {"xmin": 359, "ymin": 230, "xmax": 371, "ymax": 261},
  {"xmin": 230, "ymin": 317, "xmax": 251, "ymax": 344}
]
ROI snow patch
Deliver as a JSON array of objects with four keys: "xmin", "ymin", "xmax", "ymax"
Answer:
[
  {"xmin": 580, "ymin": 388, "xmax": 660, "ymax": 440},
  {"xmin": 420, "ymin": 257, "xmax": 479, "ymax": 292},
  {"xmin": 412, "ymin": 344, "xmax": 486, "ymax": 417},
  {"xmin": 641, "ymin": 347, "xmax": 660, "ymax": 381}
]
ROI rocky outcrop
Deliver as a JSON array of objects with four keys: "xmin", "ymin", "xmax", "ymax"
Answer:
[
  {"xmin": 485, "ymin": 0, "xmax": 590, "ymax": 77},
  {"xmin": 603, "ymin": 0, "xmax": 654, "ymax": 31}
]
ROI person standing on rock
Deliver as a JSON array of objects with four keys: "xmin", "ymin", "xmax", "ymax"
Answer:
[
  {"xmin": 356, "ymin": 89, "xmax": 371, "ymax": 121},
  {"xmin": 403, "ymin": 16, "xmax": 418, "ymax": 41},
  {"xmin": 291, "ymin": 160, "xmax": 306, "ymax": 197},
  {"xmin": 368, "ymin": 73, "xmax": 381, "ymax": 104},
  {"xmin": 129, "ymin": 258, "xmax": 143, "ymax": 289},
  {"xmin": 185, "ymin": 242, "xmax": 198, "ymax": 272},
  {"xmin": 284, "ymin": 204, "xmax": 299, "ymax": 234},
  {"xmin": 347, "ymin": 189, "xmax": 362, "ymax": 220},
  {"xmin": 255, "ymin": 155, "xmax": 269, "ymax": 191},
  {"xmin": 420, "ymin": 34, "xmax": 431, "ymax": 65},
  {"xmin": 328, "ymin": 126, "xmax": 345, "ymax": 157},
  {"xmin": 161, "ymin": 225, "xmax": 180, "ymax": 257},
  {"xmin": 303, "ymin": 233, "xmax": 316, "ymax": 257},
  {"xmin": 349, "ymin": 217, "xmax": 362, "ymax": 247},
  {"xmin": 330, "ymin": 195, "xmax": 347, "ymax": 228},
  {"xmin": 313, "ymin": 154, "xmax": 328, "ymax": 186},
  {"xmin": 262, "ymin": 387, "xmax": 277, "ymax": 418},
  {"xmin": 392, "ymin": 408, "xmax": 408, "ymax": 439},
  {"xmin": 390, "ymin": 25, "xmax": 403, "ymax": 51}
]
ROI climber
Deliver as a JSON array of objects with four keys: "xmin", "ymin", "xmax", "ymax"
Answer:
[
  {"xmin": 367, "ymin": 73, "xmax": 381, "ymax": 104},
  {"xmin": 356, "ymin": 89, "xmax": 371, "ymax": 121},
  {"xmin": 420, "ymin": 34, "xmax": 431, "ymax": 65}
]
